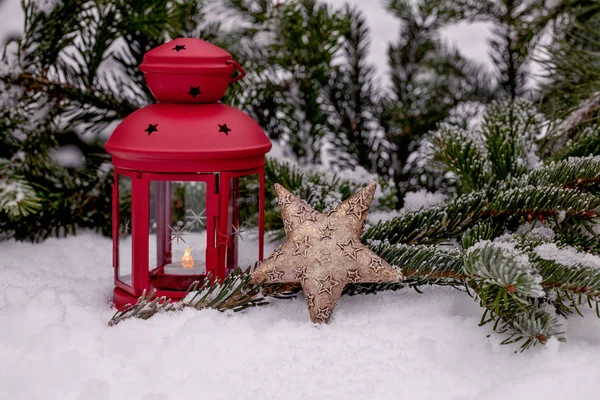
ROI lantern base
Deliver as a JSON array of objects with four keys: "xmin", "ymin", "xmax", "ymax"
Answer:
[
  {"xmin": 113, "ymin": 268, "xmax": 209, "ymax": 309},
  {"xmin": 113, "ymin": 287, "xmax": 142, "ymax": 310},
  {"xmin": 151, "ymin": 267, "xmax": 207, "ymax": 291}
]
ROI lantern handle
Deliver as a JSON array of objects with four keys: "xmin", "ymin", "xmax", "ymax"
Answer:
[
  {"xmin": 226, "ymin": 60, "xmax": 246, "ymax": 83},
  {"xmin": 216, "ymin": 230, "xmax": 230, "ymax": 247}
]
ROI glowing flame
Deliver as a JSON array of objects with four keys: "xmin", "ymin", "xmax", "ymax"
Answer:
[{"xmin": 181, "ymin": 247, "xmax": 194, "ymax": 269}]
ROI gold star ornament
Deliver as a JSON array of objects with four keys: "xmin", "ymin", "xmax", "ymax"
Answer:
[{"xmin": 250, "ymin": 183, "xmax": 401, "ymax": 323}]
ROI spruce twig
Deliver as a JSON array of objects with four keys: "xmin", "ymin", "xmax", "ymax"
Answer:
[{"xmin": 108, "ymin": 267, "xmax": 268, "ymax": 326}]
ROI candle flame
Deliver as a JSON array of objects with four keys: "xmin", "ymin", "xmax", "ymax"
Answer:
[{"xmin": 181, "ymin": 247, "xmax": 194, "ymax": 269}]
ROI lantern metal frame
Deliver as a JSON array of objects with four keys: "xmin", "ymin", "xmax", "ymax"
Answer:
[{"xmin": 111, "ymin": 165, "xmax": 266, "ymax": 309}]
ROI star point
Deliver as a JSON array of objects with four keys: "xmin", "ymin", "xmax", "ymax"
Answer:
[{"xmin": 315, "ymin": 307, "xmax": 332, "ymax": 323}]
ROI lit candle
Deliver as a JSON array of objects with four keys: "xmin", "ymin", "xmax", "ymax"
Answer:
[{"xmin": 163, "ymin": 247, "xmax": 204, "ymax": 275}]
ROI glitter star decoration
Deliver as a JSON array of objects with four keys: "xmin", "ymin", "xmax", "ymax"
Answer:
[
  {"xmin": 168, "ymin": 224, "xmax": 189, "ymax": 245},
  {"xmin": 231, "ymin": 222, "xmax": 247, "ymax": 242},
  {"xmin": 250, "ymin": 183, "xmax": 401, "ymax": 323},
  {"xmin": 186, "ymin": 209, "xmax": 206, "ymax": 228}
]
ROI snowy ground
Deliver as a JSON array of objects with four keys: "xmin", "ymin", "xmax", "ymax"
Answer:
[{"xmin": 2, "ymin": 232, "xmax": 600, "ymax": 400}]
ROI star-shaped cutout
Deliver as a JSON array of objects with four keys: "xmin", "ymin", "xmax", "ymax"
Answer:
[
  {"xmin": 305, "ymin": 293, "xmax": 315, "ymax": 308},
  {"xmin": 369, "ymin": 257, "xmax": 386, "ymax": 273},
  {"xmin": 145, "ymin": 124, "xmax": 158, "ymax": 135},
  {"xmin": 188, "ymin": 86, "xmax": 202, "ymax": 98},
  {"xmin": 218, "ymin": 124, "xmax": 232, "ymax": 135},
  {"xmin": 172, "ymin": 44, "xmax": 186, "ymax": 52},
  {"xmin": 315, "ymin": 307, "xmax": 332, "ymax": 323},
  {"xmin": 250, "ymin": 183, "xmax": 400, "ymax": 323},
  {"xmin": 317, "ymin": 250, "xmax": 331, "ymax": 264}
]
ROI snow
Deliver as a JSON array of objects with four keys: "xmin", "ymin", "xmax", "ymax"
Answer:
[
  {"xmin": 2, "ymin": 232, "xmax": 600, "ymax": 399},
  {"xmin": 535, "ymin": 243, "xmax": 600, "ymax": 269},
  {"xmin": 402, "ymin": 189, "xmax": 447, "ymax": 211}
]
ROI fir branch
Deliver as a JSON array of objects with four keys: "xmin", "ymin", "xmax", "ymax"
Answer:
[
  {"xmin": 430, "ymin": 123, "xmax": 491, "ymax": 193},
  {"xmin": 489, "ymin": 185, "xmax": 600, "ymax": 222},
  {"xmin": 108, "ymin": 267, "xmax": 268, "ymax": 326},
  {"xmin": 461, "ymin": 221, "xmax": 504, "ymax": 249},
  {"xmin": 363, "ymin": 190, "xmax": 489, "ymax": 245},
  {"xmin": 345, "ymin": 242, "xmax": 466, "ymax": 295},
  {"xmin": 552, "ymin": 125, "xmax": 600, "ymax": 161},
  {"xmin": 464, "ymin": 241, "xmax": 544, "ymax": 299},
  {"xmin": 0, "ymin": 175, "xmax": 42, "ymax": 217},
  {"xmin": 481, "ymin": 98, "xmax": 541, "ymax": 181},
  {"xmin": 502, "ymin": 311, "xmax": 564, "ymax": 351},
  {"xmin": 10, "ymin": 72, "xmax": 136, "ymax": 119},
  {"xmin": 535, "ymin": 257, "xmax": 600, "ymax": 298},
  {"xmin": 519, "ymin": 156, "xmax": 600, "ymax": 193},
  {"xmin": 555, "ymin": 226, "xmax": 600, "ymax": 255}
]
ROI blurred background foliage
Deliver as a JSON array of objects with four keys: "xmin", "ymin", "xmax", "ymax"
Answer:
[{"xmin": 1, "ymin": 0, "xmax": 599, "ymax": 241}]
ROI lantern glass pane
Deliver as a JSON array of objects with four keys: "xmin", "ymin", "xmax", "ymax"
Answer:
[
  {"xmin": 227, "ymin": 174, "xmax": 259, "ymax": 270},
  {"xmin": 117, "ymin": 174, "xmax": 133, "ymax": 285},
  {"xmin": 149, "ymin": 181, "xmax": 208, "ymax": 272}
]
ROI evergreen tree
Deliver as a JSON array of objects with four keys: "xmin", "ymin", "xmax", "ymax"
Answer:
[
  {"xmin": 383, "ymin": 0, "xmax": 494, "ymax": 208},
  {"xmin": 539, "ymin": 2, "xmax": 600, "ymax": 156},
  {"xmin": 0, "ymin": 0, "xmax": 203, "ymax": 241},
  {"xmin": 0, "ymin": 0, "xmax": 354, "ymax": 239},
  {"xmin": 323, "ymin": 5, "xmax": 391, "ymax": 175},
  {"xmin": 433, "ymin": 0, "xmax": 577, "ymax": 99}
]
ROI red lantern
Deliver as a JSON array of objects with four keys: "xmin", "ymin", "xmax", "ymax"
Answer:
[{"xmin": 105, "ymin": 38, "xmax": 272, "ymax": 309}]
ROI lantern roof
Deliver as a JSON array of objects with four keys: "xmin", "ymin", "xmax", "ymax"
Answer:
[
  {"xmin": 140, "ymin": 38, "xmax": 232, "ymax": 74},
  {"xmin": 105, "ymin": 103, "xmax": 272, "ymax": 170},
  {"xmin": 106, "ymin": 38, "xmax": 271, "ymax": 172}
]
